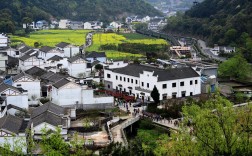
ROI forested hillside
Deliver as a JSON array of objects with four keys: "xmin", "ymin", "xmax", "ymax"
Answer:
[
  {"xmin": 0, "ymin": 0, "xmax": 162, "ymax": 33},
  {"xmin": 164, "ymin": 0, "xmax": 252, "ymax": 62}
]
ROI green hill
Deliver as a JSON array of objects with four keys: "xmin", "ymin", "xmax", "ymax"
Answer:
[
  {"xmin": 164, "ymin": 0, "xmax": 252, "ymax": 62},
  {"xmin": 0, "ymin": 0, "xmax": 162, "ymax": 33}
]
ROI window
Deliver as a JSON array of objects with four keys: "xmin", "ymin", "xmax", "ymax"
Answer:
[
  {"xmin": 172, "ymin": 83, "xmax": 176, "ymax": 88},
  {"xmin": 180, "ymin": 82, "xmax": 184, "ymax": 86},
  {"xmin": 135, "ymin": 80, "xmax": 138, "ymax": 84},
  {"xmin": 181, "ymin": 91, "xmax": 186, "ymax": 97},
  {"xmin": 172, "ymin": 92, "xmax": 177, "ymax": 99},
  {"xmin": 142, "ymin": 82, "xmax": 144, "ymax": 87},
  {"xmin": 120, "ymin": 76, "xmax": 122, "ymax": 81},
  {"xmin": 116, "ymin": 76, "xmax": 118, "ymax": 80},
  {"xmin": 190, "ymin": 80, "xmax": 193, "ymax": 85},
  {"xmin": 107, "ymin": 74, "xmax": 111, "ymax": 78},
  {"xmin": 162, "ymin": 94, "xmax": 167, "ymax": 100},
  {"xmin": 108, "ymin": 85, "xmax": 110, "ymax": 89},
  {"xmin": 116, "ymin": 87, "xmax": 118, "ymax": 90},
  {"xmin": 147, "ymin": 83, "xmax": 149, "ymax": 88},
  {"xmin": 131, "ymin": 79, "xmax": 133, "ymax": 83},
  {"xmin": 190, "ymin": 92, "xmax": 193, "ymax": 96},
  {"xmin": 127, "ymin": 78, "xmax": 129, "ymax": 82},
  {"xmin": 195, "ymin": 80, "xmax": 198, "ymax": 84},
  {"xmin": 124, "ymin": 88, "xmax": 126, "ymax": 92},
  {"xmin": 16, "ymin": 51, "xmax": 19, "ymax": 55},
  {"xmin": 163, "ymin": 84, "xmax": 167, "ymax": 89},
  {"xmin": 124, "ymin": 77, "xmax": 126, "ymax": 82}
]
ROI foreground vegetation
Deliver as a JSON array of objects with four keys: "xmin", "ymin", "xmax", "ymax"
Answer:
[{"xmin": 101, "ymin": 93, "xmax": 252, "ymax": 156}]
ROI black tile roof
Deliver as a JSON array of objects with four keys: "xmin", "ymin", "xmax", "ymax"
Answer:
[
  {"xmin": 55, "ymin": 42, "xmax": 70, "ymax": 48},
  {"xmin": 41, "ymin": 72, "xmax": 66, "ymax": 83},
  {"xmin": 40, "ymin": 71, "xmax": 55, "ymax": 79},
  {"xmin": 19, "ymin": 52, "xmax": 38, "ymax": 61},
  {"xmin": 31, "ymin": 111, "xmax": 63, "ymax": 127},
  {"xmin": 91, "ymin": 60, "xmax": 100, "ymax": 67},
  {"xmin": 40, "ymin": 46, "xmax": 54, "ymax": 53},
  {"xmin": 12, "ymin": 72, "xmax": 34, "ymax": 82},
  {"xmin": 25, "ymin": 66, "xmax": 47, "ymax": 78},
  {"xmin": 0, "ymin": 82, "xmax": 20, "ymax": 93},
  {"xmin": 86, "ymin": 51, "xmax": 106, "ymax": 58},
  {"xmin": 31, "ymin": 102, "xmax": 66, "ymax": 119},
  {"xmin": 7, "ymin": 55, "xmax": 18, "ymax": 67},
  {"xmin": 68, "ymin": 54, "xmax": 85, "ymax": 63},
  {"xmin": 53, "ymin": 78, "xmax": 71, "ymax": 89},
  {"xmin": 47, "ymin": 55, "xmax": 63, "ymax": 61},
  {"xmin": 0, "ymin": 115, "xmax": 25, "ymax": 134},
  {"xmin": 19, "ymin": 46, "xmax": 31, "ymax": 53},
  {"xmin": 110, "ymin": 64, "xmax": 200, "ymax": 82}
]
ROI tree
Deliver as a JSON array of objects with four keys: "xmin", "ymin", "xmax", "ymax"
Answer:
[
  {"xmin": 40, "ymin": 128, "xmax": 69, "ymax": 155},
  {"xmin": 218, "ymin": 54, "xmax": 251, "ymax": 80},
  {"xmin": 169, "ymin": 94, "xmax": 252, "ymax": 156},
  {"xmin": 95, "ymin": 64, "xmax": 103, "ymax": 71},
  {"xmin": 151, "ymin": 85, "xmax": 160, "ymax": 104}
]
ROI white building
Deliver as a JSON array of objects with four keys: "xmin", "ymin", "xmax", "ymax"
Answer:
[
  {"xmin": 142, "ymin": 16, "xmax": 151, "ymax": 22},
  {"xmin": 29, "ymin": 102, "xmax": 71, "ymax": 140},
  {"xmin": 0, "ymin": 34, "xmax": 9, "ymax": 47},
  {"xmin": 2, "ymin": 47, "xmax": 20, "ymax": 58},
  {"xmin": 86, "ymin": 52, "xmax": 107, "ymax": 63},
  {"xmin": 0, "ymin": 52, "xmax": 8, "ymax": 71},
  {"xmin": 210, "ymin": 44, "xmax": 236, "ymax": 55},
  {"xmin": 105, "ymin": 61, "xmax": 128, "ymax": 69},
  {"xmin": 0, "ymin": 115, "xmax": 27, "ymax": 154},
  {"xmin": 12, "ymin": 72, "xmax": 41, "ymax": 100},
  {"xmin": 58, "ymin": 19, "xmax": 70, "ymax": 29},
  {"xmin": 45, "ymin": 55, "xmax": 68, "ymax": 72},
  {"xmin": 110, "ymin": 21, "xmax": 122, "ymax": 29},
  {"xmin": 55, "ymin": 42, "xmax": 79, "ymax": 58},
  {"xmin": 0, "ymin": 83, "xmax": 28, "ymax": 114},
  {"xmin": 39, "ymin": 46, "xmax": 64, "ymax": 61},
  {"xmin": 104, "ymin": 64, "xmax": 201, "ymax": 101},
  {"xmin": 51, "ymin": 79, "xmax": 114, "ymax": 109},
  {"xmin": 84, "ymin": 22, "xmax": 92, "ymax": 29},
  {"xmin": 19, "ymin": 50, "xmax": 44, "ymax": 71},
  {"xmin": 67, "ymin": 55, "xmax": 91, "ymax": 78}
]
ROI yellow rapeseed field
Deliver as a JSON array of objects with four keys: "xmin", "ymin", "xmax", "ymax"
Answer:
[
  {"xmin": 11, "ymin": 30, "xmax": 89, "ymax": 47},
  {"xmin": 11, "ymin": 30, "xmax": 168, "ymax": 59}
]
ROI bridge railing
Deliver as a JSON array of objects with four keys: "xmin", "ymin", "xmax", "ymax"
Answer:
[{"xmin": 120, "ymin": 116, "xmax": 140, "ymax": 147}]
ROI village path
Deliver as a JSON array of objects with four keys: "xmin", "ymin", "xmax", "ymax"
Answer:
[{"xmin": 118, "ymin": 104, "xmax": 181, "ymax": 131}]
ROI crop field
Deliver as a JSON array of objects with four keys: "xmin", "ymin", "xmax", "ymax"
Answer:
[
  {"xmin": 11, "ymin": 30, "xmax": 168, "ymax": 59},
  {"xmin": 11, "ymin": 30, "xmax": 89, "ymax": 47},
  {"xmin": 120, "ymin": 33, "xmax": 155, "ymax": 40},
  {"xmin": 86, "ymin": 32, "xmax": 168, "ymax": 51},
  {"xmin": 85, "ymin": 33, "xmax": 168, "ymax": 59}
]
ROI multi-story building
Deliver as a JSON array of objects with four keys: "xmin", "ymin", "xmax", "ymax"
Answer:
[{"xmin": 104, "ymin": 64, "xmax": 201, "ymax": 101}]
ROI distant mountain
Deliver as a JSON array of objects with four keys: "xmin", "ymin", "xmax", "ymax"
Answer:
[
  {"xmin": 0, "ymin": 0, "xmax": 162, "ymax": 33},
  {"xmin": 163, "ymin": 0, "xmax": 252, "ymax": 62}
]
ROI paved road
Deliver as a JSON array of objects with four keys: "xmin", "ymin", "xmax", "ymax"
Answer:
[
  {"xmin": 111, "ymin": 123, "xmax": 125, "ymax": 144},
  {"xmin": 198, "ymin": 40, "xmax": 226, "ymax": 62}
]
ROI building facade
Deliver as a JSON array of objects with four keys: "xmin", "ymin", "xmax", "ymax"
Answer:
[{"xmin": 104, "ymin": 64, "xmax": 201, "ymax": 101}]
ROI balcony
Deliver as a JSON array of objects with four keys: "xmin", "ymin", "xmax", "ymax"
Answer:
[{"xmin": 135, "ymin": 87, "xmax": 151, "ymax": 93}]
